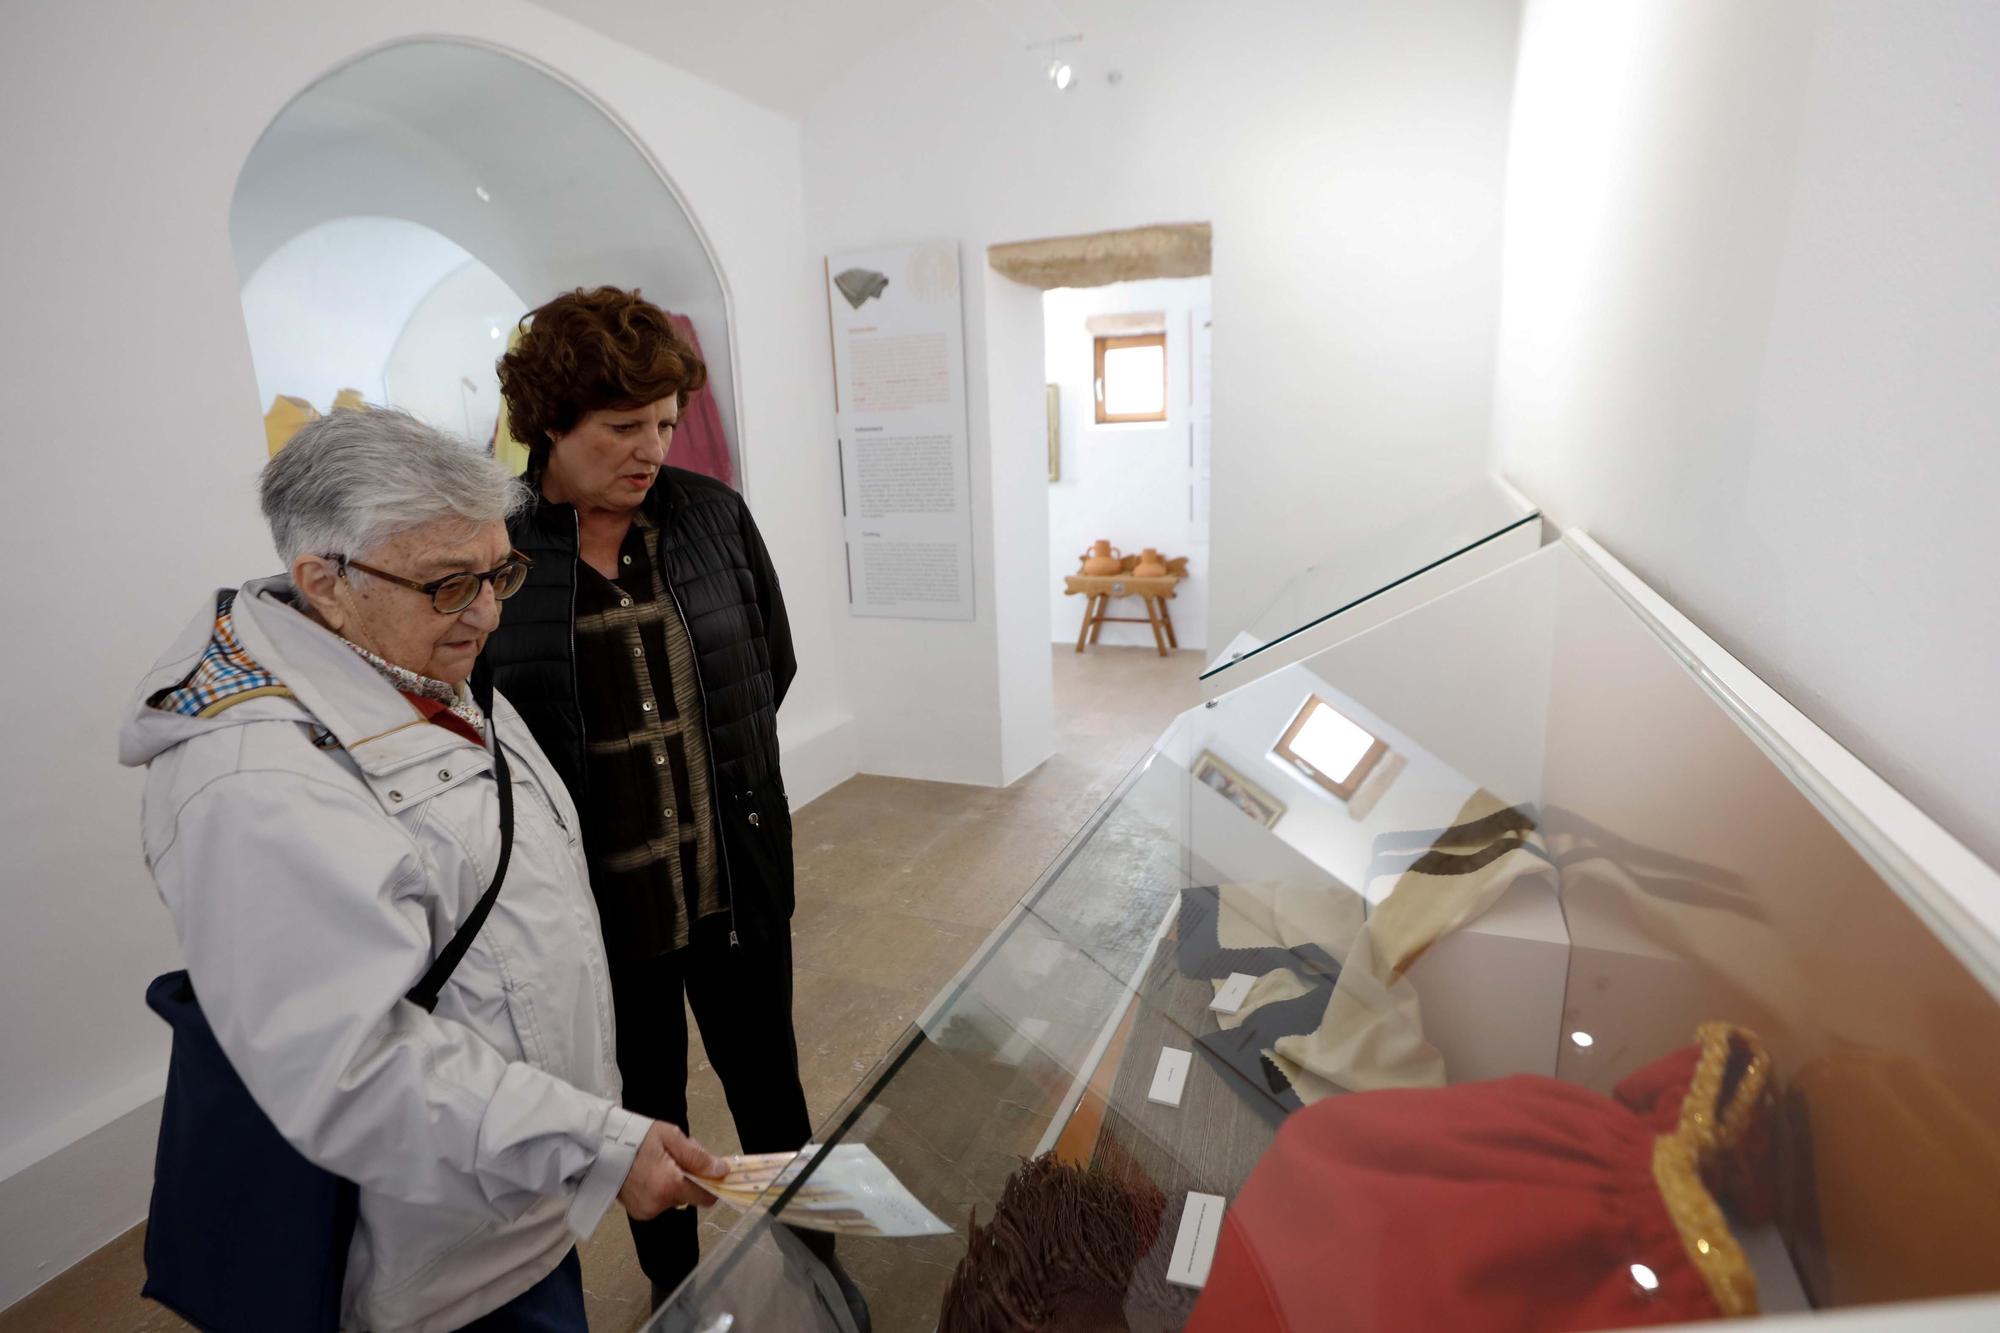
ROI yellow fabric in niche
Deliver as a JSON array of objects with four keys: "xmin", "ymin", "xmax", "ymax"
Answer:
[{"xmin": 264, "ymin": 395, "xmax": 319, "ymax": 457}]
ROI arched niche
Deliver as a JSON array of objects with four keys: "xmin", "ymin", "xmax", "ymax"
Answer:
[{"xmin": 231, "ymin": 38, "xmax": 739, "ymax": 484}]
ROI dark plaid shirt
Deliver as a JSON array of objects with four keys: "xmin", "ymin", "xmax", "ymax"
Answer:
[{"xmin": 573, "ymin": 513, "xmax": 723, "ymax": 955}]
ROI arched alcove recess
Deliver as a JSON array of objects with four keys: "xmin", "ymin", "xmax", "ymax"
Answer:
[{"xmin": 230, "ymin": 39, "xmax": 739, "ymax": 483}]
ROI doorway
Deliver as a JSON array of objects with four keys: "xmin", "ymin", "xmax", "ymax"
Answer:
[{"xmin": 1043, "ymin": 275, "xmax": 1212, "ymax": 653}]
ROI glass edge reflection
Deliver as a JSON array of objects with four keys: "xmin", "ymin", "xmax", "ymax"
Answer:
[
  {"xmin": 645, "ymin": 749, "xmax": 1174, "ymax": 1323},
  {"xmin": 1198, "ymin": 510, "xmax": 1543, "ymax": 681}
]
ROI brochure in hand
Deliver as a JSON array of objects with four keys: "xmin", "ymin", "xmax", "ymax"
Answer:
[{"xmin": 692, "ymin": 1143, "xmax": 953, "ymax": 1238}]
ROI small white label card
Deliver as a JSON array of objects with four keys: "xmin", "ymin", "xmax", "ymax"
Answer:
[
  {"xmin": 1148, "ymin": 1047, "xmax": 1193, "ymax": 1107},
  {"xmin": 1209, "ymin": 972, "xmax": 1256, "ymax": 1014},
  {"xmin": 1166, "ymin": 1191, "xmax": 1228, "ymax": 1288}
]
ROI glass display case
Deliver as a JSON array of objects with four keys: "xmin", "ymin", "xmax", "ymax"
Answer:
[
  {"xmin": 1200, "ymin": 479, "xmax": 1542, "ymax": 696},
  {"xmin": 647, "ymin": 536, "xmax": 2000, "ymax": 1333}
]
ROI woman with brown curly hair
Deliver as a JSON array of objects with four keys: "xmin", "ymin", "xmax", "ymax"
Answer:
[{"xmin": 483, "ymin": 288, "xmax": 865, "ymax": 1326}]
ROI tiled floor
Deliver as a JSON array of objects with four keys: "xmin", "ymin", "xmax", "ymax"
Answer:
[{"xmin": 0, "ymin": 645, "xmax": 1202, "ymax": 1333}]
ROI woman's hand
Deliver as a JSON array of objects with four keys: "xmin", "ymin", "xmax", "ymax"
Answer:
[{"xmin": 617, "ymin": 1121, "xmax": 724, "ymax": 1220}]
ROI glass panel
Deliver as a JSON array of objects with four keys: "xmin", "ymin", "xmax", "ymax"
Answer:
[
  {"xmin": 1202, "ymin": 478, "xmax": 1538, "ymax": 680},
  {"xmin": 650, "ymin": 540, "xmax": 2000, "ymax": 1333}
]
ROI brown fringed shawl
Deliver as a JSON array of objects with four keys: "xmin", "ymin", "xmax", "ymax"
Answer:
[{"xmin": 939, "ymin": 1154, "xmax": 1166, "ymax": 1333}]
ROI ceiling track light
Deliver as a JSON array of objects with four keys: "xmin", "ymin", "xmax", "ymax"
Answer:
[{"xmin": 1028, "ymin": 33, "xmax": 1083, "ymax": 93}]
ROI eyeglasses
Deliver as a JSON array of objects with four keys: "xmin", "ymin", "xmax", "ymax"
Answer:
[{"xmin": 326, "ymin": 550, "xmax": 534, "ymax": 614}]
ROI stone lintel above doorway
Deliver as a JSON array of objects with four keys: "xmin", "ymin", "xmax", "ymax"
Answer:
[{"xmin": 987, "ymin": 222, "xmax": 1212, "ymax": 290}]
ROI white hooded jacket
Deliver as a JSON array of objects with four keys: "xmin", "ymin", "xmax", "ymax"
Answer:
[{"xmin": 119, "ymin": 579, "xmax": 651, "ymax": 1332}]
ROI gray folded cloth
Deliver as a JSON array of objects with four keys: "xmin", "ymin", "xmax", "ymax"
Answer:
[{"xmin": 833, "ymin": 267, "xmax": 889, "ymax": 309}]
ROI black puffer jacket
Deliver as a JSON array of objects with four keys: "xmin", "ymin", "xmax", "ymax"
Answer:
[{"xmin": 479, "ymin": 467, "xmax": 798, "ymax": 943}]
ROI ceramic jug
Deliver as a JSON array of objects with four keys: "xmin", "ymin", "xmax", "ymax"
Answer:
[
  {"xmin": 1081, "ymin": 540, "xmax": 1123, "ymax": 575},
  {"xmin": 1134, "ymin": 547, "xmax": 1168, "ymax": 577}
]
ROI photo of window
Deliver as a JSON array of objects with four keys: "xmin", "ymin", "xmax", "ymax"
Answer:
[
  {"xmin": 1192, "ymin": 749, "xmax": 1287, "ymax": 828},
  {"xmin": 1273, "ymin": 694, "xmax": 1389, "ymax": 802}
]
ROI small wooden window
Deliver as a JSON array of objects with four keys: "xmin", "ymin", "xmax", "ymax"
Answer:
[
  {"xmin": 1094, "ymin": 333, "xmax": 1168, "ymax": 424},
  {"xmin": 1274, "ymin": 694, "xmax": 1388, "ymax": 802}
]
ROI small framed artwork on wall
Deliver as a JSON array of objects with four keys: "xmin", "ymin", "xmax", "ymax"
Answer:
[
  {"xmin": 1192, "ymin": 750, "xmax": 1286, "ymax": 828},
  {"xmin": 1046, "ymin": 383, "xmax": 1061, "ymax": 482}
]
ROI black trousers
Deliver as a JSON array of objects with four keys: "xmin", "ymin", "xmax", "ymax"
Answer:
[{"xmin": 611, "ymin": 920, "xmax": 816, "ymax": 1293}]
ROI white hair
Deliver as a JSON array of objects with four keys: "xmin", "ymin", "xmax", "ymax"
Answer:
[{"xmin": 259, "ymin": 406, "xmax": 528, "ymax": 569}]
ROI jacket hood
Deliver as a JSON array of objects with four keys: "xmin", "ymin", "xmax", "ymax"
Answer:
[
  {"xmin": 119, "ymin": 580, "xmax": 300, "ymax": 768},
  {"xmin": 119, "ymin": 576, "xmax": 485, "ymax": 774}
]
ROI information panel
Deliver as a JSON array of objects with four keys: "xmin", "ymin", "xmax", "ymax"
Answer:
[{"xmin": 826, "ymin": 240, "xmax": 975, "ymax": 621}]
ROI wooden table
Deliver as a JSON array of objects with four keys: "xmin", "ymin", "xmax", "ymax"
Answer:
[{"xmin": 1064, "ymin": 562, "xmax": 1188, "ymax": 657}]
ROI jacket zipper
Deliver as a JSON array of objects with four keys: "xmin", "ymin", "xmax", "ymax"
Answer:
[
  {"xmin": 568, "ymin": 512, "xmax": 589, "ymax": 802},
  {"xmin": 658, "ymin": 552, "xmax": 743, "ymax": 950},
  {"xmin": 572, "ymin": 502, "xmax": 747, "ymax": 950}
]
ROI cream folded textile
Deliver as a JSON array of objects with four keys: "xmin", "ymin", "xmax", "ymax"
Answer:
[{"xmin": 1208, "ymin": 792, "xmax": 1555, "ymax": 1101}]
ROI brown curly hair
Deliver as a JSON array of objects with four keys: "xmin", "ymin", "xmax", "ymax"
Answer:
[{"xmin": 497, "ymin": 286, "xmax": 708, "ymax": 482}]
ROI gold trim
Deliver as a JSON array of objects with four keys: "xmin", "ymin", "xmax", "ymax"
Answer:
[
  {"xmin": 195, "ymin": 685, "xmax": 294, "ymax": 718},
  {"xmin": 1649, "ymin": 1022, "xmax": 1770, "ymax": 1318}
]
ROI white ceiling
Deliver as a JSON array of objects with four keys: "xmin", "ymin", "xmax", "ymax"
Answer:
[{"xmin": 528, "ymin": 0, "xmax": 1084, "ymax": 117}]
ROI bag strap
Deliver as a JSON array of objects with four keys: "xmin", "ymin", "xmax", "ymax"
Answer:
[{"xmin": 404, "ymin": 736, "xmax": 515, "ymax": 1014}]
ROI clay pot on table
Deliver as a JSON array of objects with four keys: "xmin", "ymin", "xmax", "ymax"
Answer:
[
  {"xmin": 1133, "ymin": 548, "xmax": 1168, "ymax": 577},
  {"xmin": 1080, "ymin": 540, "xmax": 1123, "ymax": 576}
]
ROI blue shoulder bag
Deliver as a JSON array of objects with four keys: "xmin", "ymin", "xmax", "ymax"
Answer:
[{"xmin": 140, "ymin": 739, "xmax": 515, "ymax": 1331}]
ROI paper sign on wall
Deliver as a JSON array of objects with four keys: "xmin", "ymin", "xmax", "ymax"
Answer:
[{"xmin": 826, "ymin": 240, "xmax": 976, "ymax": 621}]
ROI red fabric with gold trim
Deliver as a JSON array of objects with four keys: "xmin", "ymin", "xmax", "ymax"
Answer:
[{"xmin": 1185, "ymin": 1027, "xmax": 1770, "ymax": 1333}]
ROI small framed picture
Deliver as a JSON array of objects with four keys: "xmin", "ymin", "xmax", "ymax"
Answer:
[
  {"xmin": 1192, "ymin": 750, "xmax": 1286, "ymax": 829},
  {"xmin": 1046, "ymin": 383, "xmax": 1061, "ymax": 482}
]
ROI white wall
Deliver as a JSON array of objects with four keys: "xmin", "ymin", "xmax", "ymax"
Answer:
[
  {"xmin": 0, "ymin": 2, "xmax": 849, "ymax": 1307},
  {"xmin": 243, "ymin": 217, "xmax": 476, "ymax": 413},
  {"xmin": 1044, "ymin": 276, "xmax": 1211, "ymax": 650},
  {"xmin": 242, "ymin": 220, "xmax": 532, "ymax": 451},
  {"xmin": 384, "ymin": 259, "xmax": 530, "ymax": 447},
  {"xmin": 803, "ymin": 0, "xmax": 1522, "ymax": 783},
  {"xmin": 1491, "ymin": 0, "xmax": 2000, "ymax": 868},
  {"xmin": 987, "ymin": 269, "xmax": 1057, "ymax": 783}
]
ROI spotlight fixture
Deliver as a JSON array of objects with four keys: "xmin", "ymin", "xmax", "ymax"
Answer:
[
  {"xmin": 474, "ymin": 185, "xmax": 491, "ymax": 203},
  {"xmin": 1028, "ymin": 33, "xmax": 1083, "ymax": 93},
  {"xmin": 489, "ymin": 326, "xmax": 502, "ymax": 340}
]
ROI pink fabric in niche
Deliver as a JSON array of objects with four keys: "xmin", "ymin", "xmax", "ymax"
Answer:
[{"xmin": 666, "ymin": 313, "xmax": 734, "ymax": 487}]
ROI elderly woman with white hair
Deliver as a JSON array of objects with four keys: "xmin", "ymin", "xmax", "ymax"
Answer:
[{"xmin": 120, "ymin": 407, "xmax": 722, "ymax": 1333}]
